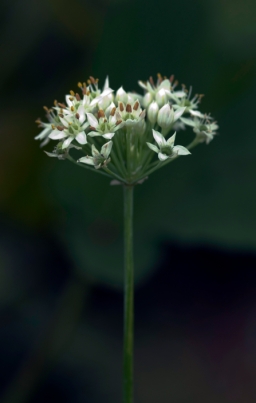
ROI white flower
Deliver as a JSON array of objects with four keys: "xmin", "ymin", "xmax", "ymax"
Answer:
[
  {"xmin": 78, "ymin": 141, "xmax": 113, "ymax": 169},
  {"xmin": 157, "ymin": 104, "xmax": 186, "ymax": 129},
  {"xmin": 147, "ymin": 101, "xmax": 159, "ymax": 125},
  {"xmin": 86, "ymin": 108, "xmax": 123, "ymax": 139},
  {"xmin": 35, "ymin": 107, "xmax": 62, "ymax": 147},
  {"xmin": 48, "ymin": 114, "xmax": 88, "ymax": 149},
  {"xmin": 146, "ymin": 129, "xmax": 190, "ymax": 161},
  {"xmin": 170, "ymin": 86, "xmax": 206, "ymax": 118},
  {"xmin": 138, "ymin": 75, "xmax": 173, "ymax": 108},
  {"xmin": 180, "ymin": 117, "xmax": 218, "ymax": 144},
  {"xmin": 44, "ymin": 142, "xmax": 81, "ymax": 160},
  {"xmin": 116, "ymin": 100, "xmax": 146, "ymax": 128}
]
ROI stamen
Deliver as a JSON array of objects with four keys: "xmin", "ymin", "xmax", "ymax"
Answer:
[
  {"xmin": 75, "ymin": 113, "xmax": 80, "ymax": 119},
  {"xmin": 57, "ymin": 126, "xmax": 65, "ymax": 131},
  {"xmin": 157, "ymin": 73, "xmax": 162, "ymax": 84},
  {"xmin": 70, "ymin": 106, "xmax": 75, "ymax": 111},
  {"xmin": 70, "ymin": 90, "xmax": 75, "ymax": 96},
  {"xmin": 149, "ymin": 76, "xmax": 155, "ymax": 86},
  {"xmin": 126, "ymin": 104, "xmax": 132, "ymax": 113},
  {"xmin": 58, "ymin": 103, "xmax": 66, "ymax": 108},
  {"xmin": 116, "ymin": 120, "xmax": 122, "ymax": 126},
  {"xmin": 119, "ymin": 102, "xmax": 124, "ymax": 112},
  {"xmin": 110, "ymin": 107, "xmax": 116, "ymax": 116},
  {"xmin": 75, "ymin": 93, "xmax": 81, "ymax": 101},
  {"xmin": 98, "ymin": 110, "xmax": 105, "ymax": 118},
  {"xmin": 133, "ymin": 101, "xmax": 139, "ymax": 111},
  {"xmin": 54, "ymin": 100, "xmax": 58, "ymax": 106}
]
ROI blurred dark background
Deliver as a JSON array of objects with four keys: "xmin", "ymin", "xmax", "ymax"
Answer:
[{"xmin": 1, "ymin": 0, "xmax": 256, "ymax": 402}]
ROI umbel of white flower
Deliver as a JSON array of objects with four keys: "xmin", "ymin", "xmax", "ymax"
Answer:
[{"xmin": 35, "ymin": 74, "xmax": 218, "ymax": 185}]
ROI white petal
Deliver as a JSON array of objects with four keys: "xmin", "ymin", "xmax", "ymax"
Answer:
[
  {"xmin": 91, "ymin": 144, "xmax": 100, "ymax": 157},
  {"xmin": 146, "ymin": 142, "xmax": 159, "ymax": 153},
  {"xmin": 35, "ymin": 126, "xmax": 50, "ymax": 140},
  {"xmin": 90, "ymin": 88, "xmax": 114, "ymax": 106},
  {"xmin": 158, "ymin": 152, "xmax": 169, "ymax": 161},
  {"xmin": 158, "ymin": 79, "xmax": 171, "ymax": 90},
  {"xmin": 138, "ymin": 80, "xmax": 148, "ymax": 91},
  {"xmin": 49, "ymin": 130, "xmax": 67, "ymax": 140},
  {"xmin": 75, "ymin": 132, "xmax": 87, "ymax": 144},
  {"xmin": 101, "ymin": 88, "xmax": 114, "ymax": 98},
  {"xmin": 180, "ymin": 117, "xmax": 195, "ymax": 127},
  {"xmin": 86, "ymin": 113, "xmax": 98, "ymax": 128},
  {"xmin": 78, "ymin": 156, "xmax": 94, "ymax": 165},
  {"xmin": 44, "ymin": 151, "xmax": 57, "ymax": 158},
  {"xmin": 82, "ymin": 95, "xmax": 91, "ymax": 106},
  {"xmin": 152, "ymin": 129, "xmax": 165, "ymax": 147},
  {"xmin": 173, "ymin": 145, "xmax": 191, "ymax": 155},
  {"xmin": 103, "ymin": 76, "xmax": 109, "ymax": 90},
  {"xmin": 190, "ymin": 110, "xmax": 205, "ymax": 118},
  {"xmin": 87, "ymin": 131, "xmax": 100, "ymax": 137},
  {"xmin": 82, "ymin": 121, "xmax": 89, "ymax": 129},
  {"xmin": 65, "ymin": 94, "xmax": 73, "ymax": 107},
  {"xmin": 79, "ymin": 113, "xmax": 86, "ymax": 123},
  {"xmin": 166, "ymin": 132, "xmax": 176, "ymax": 147},
  {"xmin": 173, "ymin": 91, "xmax": 186, "ymax": 98},
  {"xmin": 101, "ymin": 141, "xmax": 113, "ymax": 158},
  {"xmin": 62, "ymin": 136, "xmax": 73, "ymax": 149},
  {"xmin": 59, "ymin": 116, "xmax": 71, "ymax": 127},
  {"xmin": 174, "ymin": 107, "xmax": 186, "ymax": 121},
  {"xmin": 102, "ymin": 132, "xmax": 115, "ymax": 139}
]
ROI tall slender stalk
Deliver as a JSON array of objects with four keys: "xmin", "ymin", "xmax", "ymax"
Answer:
[{"xmin": 123, "ymin": 184, "xmax": 134, "ymax": 403}]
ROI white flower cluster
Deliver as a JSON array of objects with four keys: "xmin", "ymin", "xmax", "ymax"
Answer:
[{"xmin": 35, "ymin": 74, "xmax": 218, "ymax": 184}]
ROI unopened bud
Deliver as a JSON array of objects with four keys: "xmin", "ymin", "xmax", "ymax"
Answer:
[
  {"xmin": 143, "ymin": 92, "xmax": 153, "ymax": 108},
  {"xmin": 116, "ymin": 87, "xmax": 128, "ymax": 103},
  {"xmin": 147, "ymin": 102, "xmax": 159, "ymax": 125},
  {"xmin": 157, "ymin": 104, "xmax": 174, "ymax": 129},
  {"xmin": 155, "ymin": 88, "xmax": 168, "ymax": 107}
]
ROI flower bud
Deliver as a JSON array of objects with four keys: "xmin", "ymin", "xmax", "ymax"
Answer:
[
  {"xmin": 155, "ymin": 88, "xmax": 168, "ymax": 107},
  {"xmin": 147, "ymin": 101, "xmax": 159, "ymax": 125},
  {"xmin": 157, "ymin": 104, "xmax": 174, "ymax": 129},
  {"xmin": 143, "ymin": 92, "xmax": 153, "ymax": 108},
  {"xmin": 116, "ymin": 87, "xmax": 128, "ymax": 103}
]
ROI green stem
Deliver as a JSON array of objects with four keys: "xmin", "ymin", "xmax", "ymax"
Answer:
[
  {"xmin": 114, "ymin": 134, "xmax": 128, "ymax": 176},
  {"xmin": 123, "ymin": 185, "xmax": 134, "ymax": 403},
  {"xmin": 103, "ymin": 166, "xmax": 127, "ymax": 183}
]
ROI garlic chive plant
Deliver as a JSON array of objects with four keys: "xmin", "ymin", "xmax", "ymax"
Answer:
[{"xmin": 36, "ymin": 74, "xmax": 218, "ymax": 403}]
